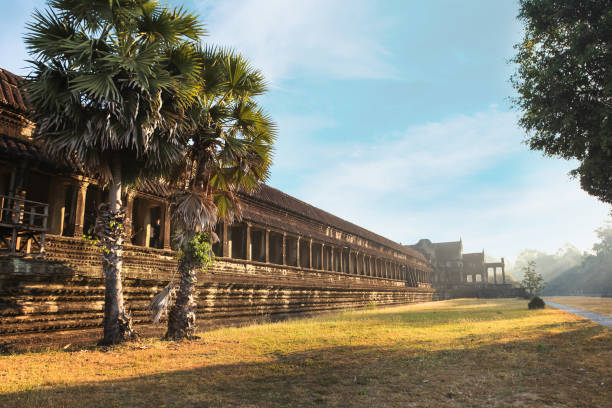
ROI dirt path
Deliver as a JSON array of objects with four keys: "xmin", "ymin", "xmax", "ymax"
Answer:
[{"xmin": 546, "ymin": 301, "xmax": 612, "ymax": 327}]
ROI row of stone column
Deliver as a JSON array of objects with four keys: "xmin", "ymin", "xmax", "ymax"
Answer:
[
  {"xmin": 221, "ymin": 222, "xmax": 430, "ymax": 283},
  {"xmin": 467, "ymin": 267, "xmax": 506, "ymax": 284},
  {"xmin": 487, "ymin": 265, "xmax": 506, "ymax": 284},
  {"xmin": 46, "ymin": 178, "xmax": 171, "ymax": 249}
]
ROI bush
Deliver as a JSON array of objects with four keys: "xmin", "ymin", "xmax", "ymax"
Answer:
[{"xmin": 528, "ymin": 296, "xmax": 546, "ymax": 310}]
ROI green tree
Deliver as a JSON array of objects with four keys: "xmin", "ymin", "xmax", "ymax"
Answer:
[
  {"xmin": 163, "ymin": 47, "xmax": 275, "ymax": 340},
  {"xmin": 521, "ymin": 261, "xmax": 545, "ymax": 296},
  {"xmin": 24, "ymin": 0, "xmax": 204, "ymax": 345},
  {"xmin": 593, "ymin": 223, "xmax": 612, "ymax": 256},
  {"xmin": 511, "ymin": 0, "xmax": 612, "ymax": 204}
]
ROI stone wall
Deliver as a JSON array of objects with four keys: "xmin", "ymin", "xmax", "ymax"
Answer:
[
  {"xmin": 0, "ymin": 236, "xmax": 435, "ymax": 342},
  {"xmin": 434, "ymin": 284, "xmax": 527, "ymax": 300}
]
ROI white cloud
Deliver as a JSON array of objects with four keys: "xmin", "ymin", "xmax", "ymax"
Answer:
[
  {"xmin": 199, "ymin": 0, "xmax": 396, "ymax": 83},
  {"xmin": 280, "ymin": 109, "xmax": 610, "ymax": 263},
  {"xmin": 296, "ymin": 109, "xmax": 523, "ymax": 200}
]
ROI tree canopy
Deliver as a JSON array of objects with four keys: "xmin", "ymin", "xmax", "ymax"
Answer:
[
  {"xmin": 25, "ymin": 0, "xmax": 204, "ymax": 184},
  {"xmin": 512, "ymin": 0, "xmax": 612, "ymax": 204}
]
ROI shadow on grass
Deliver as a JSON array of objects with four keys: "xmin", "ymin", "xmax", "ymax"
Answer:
[{"xmin": 2, "ymin": 322, "xmax": 609, "ymax": 408}]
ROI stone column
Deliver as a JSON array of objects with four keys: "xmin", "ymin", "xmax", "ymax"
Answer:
[
  {"xmin": 308, "ymin": 239, "xmax": 313, "ymax": 269},
  {"xmin": 265, "ymin": 229, "xmax": 270, "ymax": 263},
  {"xmin": 246, "ymin": 223, "xmax": 252, "ymax": 261},
  {"xmin": 282, "ymin": 233, "xmax": 286, "ymax": 265},
  {"xmin": 47, "ymin": 179, "xmax": 67, "ymax": 235},
  {"xmin": 223, "ymin": 223, "xmax": 230, "ymax": 258},
  {"xmin": 296, "ymin": 236, "xmax": 301, "ymax": 267},
  {"xmin": 72, "ymin": 180, "xmax": 89, "ymax": 237},
  {"xmin": 321, "ymin": 243, "xmax": 325, "ymax": 270},
  {"xmin": 502, "ymin": 265, "xmax": 506, "ymax": 284},
  {"xmin": 124, "ymin": 190, "xmax": 136, "ymax": 242},
  {"xmin": 330, "ymin": 246, "xmax": 334, "ymax": 271},
  {"xmin": 161, "ymin": 202, "xmax": 171, "ymax": 250},
  {"xmin": 348, "ymin": 251, "xmax": 353, "ymax": 274},
  {"xmin": 340, "ymin": 249, "xmax": 344, "ymax": 273}
]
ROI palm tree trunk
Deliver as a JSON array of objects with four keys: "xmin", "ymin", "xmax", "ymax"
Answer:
[
  {"xmin": 99, "ymin": 155, "xmax": 136, "ymax": 345},
  {"xmin": 166, "ymin": 252, "xmax": 198, "ymax": 340}
]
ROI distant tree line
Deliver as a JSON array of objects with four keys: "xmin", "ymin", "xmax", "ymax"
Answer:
[
  {"xmin": 542, "ymin": 224, "xmax": 612, "ymax": 296},
  {"xmin": 511, "ymin": 223, "xmax": 612, "ymax": 296}
]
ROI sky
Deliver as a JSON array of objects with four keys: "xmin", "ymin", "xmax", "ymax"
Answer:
[{"xmin": 2, "ymin": 0, "xmax": 610, "ymax": 263}]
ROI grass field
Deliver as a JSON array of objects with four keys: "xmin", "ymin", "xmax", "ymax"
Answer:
[
  {"xmin": 545, "ymin": 296, "xmax": 612, "ymax": 317},
  {"xmin": 1, "ymin": 299, "xmax": 610, "ymax": 407}
]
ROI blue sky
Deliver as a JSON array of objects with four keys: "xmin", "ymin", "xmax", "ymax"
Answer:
[{"xmin": 2, "ymin": 0, "xmax": 610, "ymax": 263}]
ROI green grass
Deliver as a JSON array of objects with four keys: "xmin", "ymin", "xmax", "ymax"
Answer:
[{"xmin": 1, "ymin": 299, "xmax": 610, "ymax": 407}]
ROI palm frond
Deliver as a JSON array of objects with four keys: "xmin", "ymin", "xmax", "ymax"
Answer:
[{"xmin": 147, "ymin": 283, "xmax": 177, "ymax": 324}]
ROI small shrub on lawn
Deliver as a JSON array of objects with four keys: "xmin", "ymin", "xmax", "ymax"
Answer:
[{"xmin": 528, "ymin": 296, "xmax": 545, "ymax": 310}]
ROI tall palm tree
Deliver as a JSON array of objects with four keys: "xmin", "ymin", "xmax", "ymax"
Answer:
[
  {"xmin": 163, "ymin": 47, "xmax": 276, "ymax": 340},
  {"xmin": 24, "ymin": 0, "xmax": 204, "ymax": 345}
]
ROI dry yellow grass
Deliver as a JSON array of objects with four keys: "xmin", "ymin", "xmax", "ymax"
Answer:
[
  {"xmin": 545, "ymin": 296, "xmax": 612, "ymax": 317},
  {"xmin": 1, "ymin": 298, "xmax": 610, "ymax": 407}
]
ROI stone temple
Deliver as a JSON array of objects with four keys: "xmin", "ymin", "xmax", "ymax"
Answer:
[{"xmin": 0, "ymin": 67, "xmax": 519, "ymax": 345}]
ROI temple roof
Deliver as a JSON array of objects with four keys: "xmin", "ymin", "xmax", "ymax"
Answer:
[
  {"xmin": 245, "ymin": 184, "xmax": 425, "ymax": 260},
  {"xmin": 0, "ymin": 133, "xmax": 46, "ymax": 162},
  {"xmin": 463, "ymin": 252, "xmax": 485, "ymax": 263},
  {"xmin": 0, "ymin": 68, "xmax": 28, "ymax": 113},
  {"xmin": 432, "ymin": 240, "xmax": 462, "ymax": 261}
]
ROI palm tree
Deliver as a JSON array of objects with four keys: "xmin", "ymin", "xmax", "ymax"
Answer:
[
  {"xmin": 163, "ymin": 47, "xmax": 276, "ymax": 340},
  {"xmin": 24, "ymin": 0, "xmax": 204, "ymax": 345}
]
